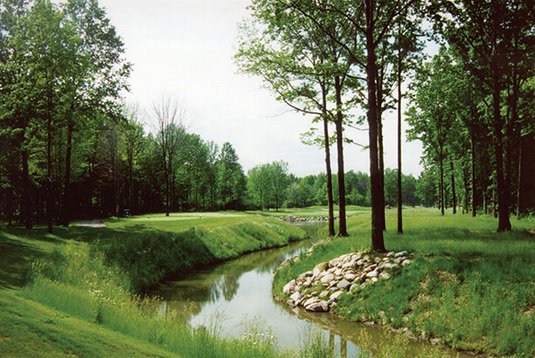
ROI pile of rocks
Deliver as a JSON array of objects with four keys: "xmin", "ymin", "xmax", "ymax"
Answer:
[
  {"xmin": 281, "ymin": 215, "xmax": 329, "ymax": 223},
  {"xmin": 282, "ymin": 251, "xmax": 412, "ymax": 313}
]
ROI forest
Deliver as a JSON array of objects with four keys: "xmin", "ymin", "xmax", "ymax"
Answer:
[{"xmin": 0, "ymin": 0, "xmax": 534, "ymax": 357}]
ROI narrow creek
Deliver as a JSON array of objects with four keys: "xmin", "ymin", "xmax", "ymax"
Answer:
[{"xmin": 157, "ymin": 224, "xmax": 466, "ymax": 357}]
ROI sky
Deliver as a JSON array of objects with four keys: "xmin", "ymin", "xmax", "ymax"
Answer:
[{"xmin": 99, "ymin": 0, "xmax": 424, "ymax": 177}]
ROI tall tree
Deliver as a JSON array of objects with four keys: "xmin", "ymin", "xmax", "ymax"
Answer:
[{"xmin": 154, "ymin": 97, "xmax": 185, "ymax": 216}]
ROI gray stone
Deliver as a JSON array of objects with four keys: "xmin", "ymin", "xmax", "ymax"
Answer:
[
  {"xmin": 283, "ymin": 280, "xmax": 296, "ymax": 294},
  {"xmin": 320, "ymin": 273, "xmax": 335, "ymax": 285},
  {"xmin": 337, "ymin": 279, "xmax": 351, "ymax": 290},
  {"xmin": 401, "ymin": 259, "xmax": 412, "ymax": 267},
  {"xmin": 344, "ymin": 273, "xmax": 357, "ymax": 281},
  {"xmin": 395, "ymin": 251, "xmax": 409, "ymax": 258},
  {"xmin": 305, "ymin": 300, "xmax": 329, "ymax": 312},
  {"xmin": 290, "ymin": 291, "xmax": 301, "ymax": 302},
  {"xmin": 379, "ymin": 272, "xmax": 392, "ymax": 280},
  {"xmin": 330, "ymin": 290, "xmax": 344, "ymax": 301},
  {"xmin": 366, "ymin": 270, "xmax": 379, "ymax": 278}
]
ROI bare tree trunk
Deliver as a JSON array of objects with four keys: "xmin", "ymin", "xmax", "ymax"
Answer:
[
  {"xmin": 492, "ymin": 72, "xmax": 511, "ymax": 231},
  {"xmin": 516, "ymin": 136, "xmax": 523, "ymax": 218},
  {"xmin": 61, "ymin": 109, "xmax": 74, "ymax": 226},
  {"xmin": 46, "ymin": 83, "xmax": 53, "ymax": 233},
  {"xmin": 334, "ymin": 75, "xmax": 348, "ymax": 237},
  {"xmin": 365, "ymin": 0, "xmax": 385, "ymax": 252},
  {"xmin": 321, "ymin": 84, "xmax": 336, "ymax": 237},
  {"xmin": 439, "ymin": 155, "xmax": 445, "ymax": 216},
  {"xmin": 396, "ymin": 45, "xmax": 403, "ymax": 234},
  {"xmin": 450, "ymin": 159, "xmax": 457, "ymax": 214},
  {"xmin": 471, "ymin": 132, "xmax": 477, "ymax": 217},
  {"xmin": 21, "ymin": 148, "xmax": 32, "ymax": 229}
]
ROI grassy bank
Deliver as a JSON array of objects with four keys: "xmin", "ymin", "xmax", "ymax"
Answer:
[
  {"xmin": 0, "ymin": 213, "xmax": 306, "ymax": 357},
  {"xmin": 273, "ymin": 208, "xmax": 535, "ymax": 357}
]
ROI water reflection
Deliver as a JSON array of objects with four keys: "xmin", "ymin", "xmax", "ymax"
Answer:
[{"xmin": 157, "ymin": 224, "xmax": 466, "ymax": 357}]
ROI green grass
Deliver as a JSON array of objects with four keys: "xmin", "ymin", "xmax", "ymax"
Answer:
[
  {"xmin": 273, "ymin": 208, "xmax": 535, "ymax": 357},
  {"xmin": 0, "ymin": 213, "xmax": 307, "ymax": 357},
  {"xmin": 247, "ymin": 205, "xmax": 370, "ymax": 218}
]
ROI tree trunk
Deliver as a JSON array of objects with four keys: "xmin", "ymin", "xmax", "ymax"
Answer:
[
  {"xmin": 21, "ymin": 148, "xmax": 32, "ymax": 229},
  {"xmin": 396, "ymin": 44, "xmax": 403, "ymax": 234},
  {"xmin": 61, "ymin": 109, "xmax": 74, "ymax": 226},
  {"xmin": 321, "ymin": 84, "xmax": 336, "ymax": 237},
  {"xmin": 46, "ymin": 83, "xmax": 53, "ymax": 233},
  {"xmin": 450, "ymin": 159, "xmax": 457, "ymax": 214},
  {"xmin": 492, "ymin": 71, "xmax": 511, "ymax": 231},
  {"xmin": 334, "ymin": 75, "xmax": 348, "ymax": 237},
  {"xmin": 471, "ymin": 131, "xmax": 477, "ymax": 217},
  {"xmin": 365, "ymin": 0, "xmax": 385, "ymax": 252},
  {"xmin": 516, "ymin": 135, "xmax": 522, "ymax": 218},
  {"xmin": 439, "ymin": 155, "xmax": 445, "ymax": 216},
  {"xmin": 376, "ymin": 66, "xmax": 386, "ymax": 232}
]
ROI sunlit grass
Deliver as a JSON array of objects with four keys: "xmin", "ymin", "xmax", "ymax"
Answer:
[{"xmin": 274, "ymin": 208, "xmax": 535, "ymax": 357}]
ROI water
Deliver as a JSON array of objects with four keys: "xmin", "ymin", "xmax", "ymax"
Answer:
[{"xmin": 157, "ymin": 224, "xmax": 466, "ymax": 357}]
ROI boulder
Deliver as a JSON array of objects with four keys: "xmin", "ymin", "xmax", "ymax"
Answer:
[
  {"xmin": 337, "ymin": 279, "xmax": 351, "ymax": 290},
  {"xmin": 283, "ymin": 280, "xmax": 296, "ymax": 294}
]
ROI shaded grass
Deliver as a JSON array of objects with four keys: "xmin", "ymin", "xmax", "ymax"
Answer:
[{"xmin": 274, "ymin": 208, "xmax": 535, "ymax": 357}]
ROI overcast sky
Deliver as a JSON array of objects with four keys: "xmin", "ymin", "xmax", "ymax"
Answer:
[{"xmin": 99, "ymin": 0, "xmax": 424, "ymax": 177}]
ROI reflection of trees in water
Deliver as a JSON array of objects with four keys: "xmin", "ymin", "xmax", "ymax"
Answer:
[{"xmin": 158, "ymin": 235, "xmax": 317, "ymax": 322}]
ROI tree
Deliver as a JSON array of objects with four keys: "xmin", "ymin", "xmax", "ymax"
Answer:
[
  {"xmin": 217, "ymin": 142, "xmax": 246, "ymax": 210},
  {"xmin": 154, "ymin": 97, "xmax": 185, "ymax": 216},
  {"xmin": 431, "ymin": 0, "xmax": 534, "ymax": 231}
]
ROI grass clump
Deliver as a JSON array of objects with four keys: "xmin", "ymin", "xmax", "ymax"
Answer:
[{"xmin": 274, "ymin": 208, "xmax": 535, "ymax": 357}]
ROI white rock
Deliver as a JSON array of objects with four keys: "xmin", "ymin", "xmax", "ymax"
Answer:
[
  {"xmin": 330, "ymin": 290, "xmax": 344, "ymax": 301},
  {"xmin": 366, "ymin": 270, "xmax": 379, "ymax": 278},
  {"xmin": 283, "ymin": 280, "xmax": 296, "ymax": 294},
  {"xmin": 319, "ymin": 290, "xmax": 330, "ymax": 299},
  {"xmin": 290, "ymin": 291, "xmax": 301, "ymax": 302},
  {"xmin": 344, "ymin": 273, "xmax": 357, "ymax": 281},
  {"xmin": 320, "ymin": 274, "xmax": 335, "ymax": 285},
  {"xmin": 401, "ymin": 259, "xmax": 412, "ymax": 267},
  {"xmin": 337, "ymin": 279, "xmax": 351, "ymax": 290},
  {"xmin": 379, "ymin": 272, "xmax": 392, "ymax": 280},
  {"xmin": 395, "ymin": 251, "xmax": 409, "ymax": 258}
]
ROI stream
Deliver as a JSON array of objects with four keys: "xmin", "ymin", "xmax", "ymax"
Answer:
[{"xmin": 157, "ymin": 224, "xmax": 466, "ymax": 357}]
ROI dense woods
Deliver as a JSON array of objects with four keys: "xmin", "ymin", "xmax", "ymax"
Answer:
[{"xmin": 1, "ymin": 0, "xmax": 534, "ymax": 244}]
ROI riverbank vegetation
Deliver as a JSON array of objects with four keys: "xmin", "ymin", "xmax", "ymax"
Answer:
[
  {"xmin": 0, "ymin": 213, "xmax": 307, "ymax": 357},
  {"xmin": 273, "ymin": 208, "xmax": 535, "ymax": 357}
]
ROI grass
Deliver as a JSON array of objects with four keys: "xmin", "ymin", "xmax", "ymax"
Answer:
[
  {"xmin": 273, "ymin": 208, "xmax": 535, "ymax": 357},
  {"xmin": 0, "ymin": 213, "xmax": 306, "ymax": 357}
]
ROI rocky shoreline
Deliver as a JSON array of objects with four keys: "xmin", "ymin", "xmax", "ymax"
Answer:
[
  {"xmin": 280, "ymin": 215, "xmax": 330, "ymax": 223},
  {"xmin": 281, "ymin": 250, "xmax": 413, "ymax": 313}
]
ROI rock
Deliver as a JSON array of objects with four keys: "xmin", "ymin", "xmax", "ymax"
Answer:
[
  {"xmin": 337, "ymin": 279, "xmax": 351, "ymax": 290},
  {"xmin": 283, "ymin": 280, "xmax": 296, "ymax": 294},
  {"xmin": 305, "ymin": 300, "xmax": 329, "ymax": 312},
  {"xmin": 303, "ymin": 297, "xmax": 320, "ymax": 308},
  {"xmin": 371, "ymin": 277, "xmax": 378, "ymax": 283},
  {"xmin": 303, "ymin": 278, "xmax": 313, "ymax": 288},
  {"xmin": 374, "ymin": 256, "xmax": 382, "ymax": 263},
  {"xmin": 386, "ymin": 251, "xmax": 395, "ymax": 257},
  {"xmin": 344, "ymin": 273, "xmax": 357, "ymax": 281},
  {"xmin": 401, "ymin": 259, "xmax": 412, "ymax": 267},
  {"xmin": 350, "ymin": 283, "xmax": 360, "ymax": 292},
  {"xmin": 366, "ymin": 270, "xmax": 379, "ymax": 278},
  {"xmin": 383, "ymin": 262, "xmax": 398, "ymax": 269},
  {"xmin": 379, "ymin": 272, "xmax": 392, "ymax": 280},
  {"xmin": 356, "ymin": 259, "xmax": 365, "ymax": 266},
  {"xmin": 290, "ymin": 291, "xmax": 301, "ymax": 302},
  {"xmin": 395, "ymin": 251, "xmax": 409, "ymax": 258},
  {"xmin": 320, "ymin": 273, "xmax": 335, "ymax": 285},
  {"xmin": 319, "ymin": 290, "xmax": 330, "ymax": 299},
  {"xmin": 330, "ymin": 290, "xmax": 344, "ymax": 301}
]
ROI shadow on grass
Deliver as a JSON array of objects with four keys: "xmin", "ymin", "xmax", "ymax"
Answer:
[{"xmin": 0, "ymin": 232, "xmax": 46, "ymax": 289}]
